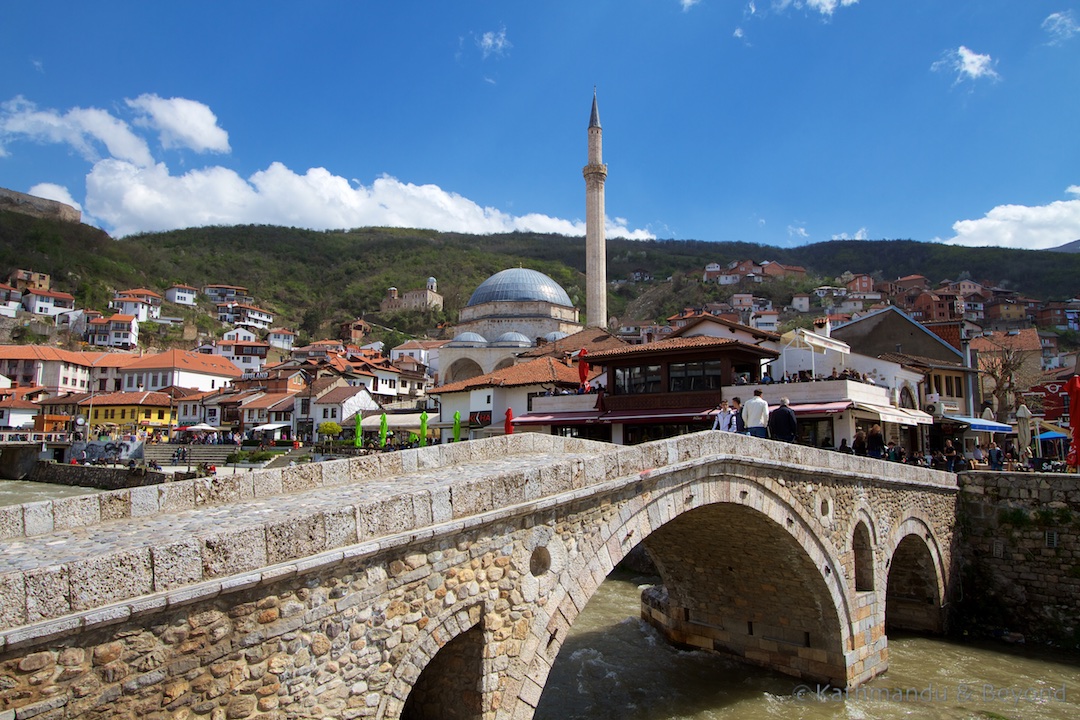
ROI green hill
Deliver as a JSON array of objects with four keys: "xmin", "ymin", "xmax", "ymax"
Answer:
[{"xmin": 3, "ymin": 210, "xmax": 1079, "ymax": 344}]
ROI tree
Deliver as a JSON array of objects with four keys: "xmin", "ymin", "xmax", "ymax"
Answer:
[
  {"xmin": 317, "ymin": 421, "xmax": 342, "ymax": 439},
  {"xmin": 971, "ymin": 331, "xmax": 1044, "ymax": 417}
]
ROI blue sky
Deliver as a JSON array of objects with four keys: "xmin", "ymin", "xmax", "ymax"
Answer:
[{"xmin": 1, "ymin": 2, "xmax": 1078, "ymax": 249}]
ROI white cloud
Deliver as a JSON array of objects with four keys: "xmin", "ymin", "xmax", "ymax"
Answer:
[
  {"xmin": 787, "ymin": 225, "xmax": 809, "ymax": 238},
  {"xmin": 772, "ymin": 0, "xmax": 858, "ymax": 17},
  {"xmin": 27, "ymin": 182, "xmax": 82, "ymax": 213},
  {"xmin": 6, "ymin": 94, "xmax": 654, "ymax": 241},
  {"xmin": 733, "ymin": 27, "xmax": 745, "ymax": 38},
  {"xmin": 831, "ymin": 227, "xmax": 868, "ymax": 240},
  {"xmin": 477, "ymin": 28, "xmax": 511, "ymax": 58},
  {"xmin": 126, "ymin": 94, "xmax": 230, "ymax": 153},
  {"xmin": 1043, "ymin": 11, "xmax": 1079, "ymax": 45},
  {"xmin": 681, "ymin": 0, "xmax": 701, "ymax": 12},
  {"xmin": 932, "ymin": 46, "xmax": 1000, "ymax": 83},
  {"xmin": 0, "ymin": 96, "xmax": 153, "ymax": 166},
  {"xmin": 82, "ymin": 158, "xmax": 654, "ymax": 240},
  {"xmin": 944, "ymin": 187, "xmax": 1080, "ymax": 249}
]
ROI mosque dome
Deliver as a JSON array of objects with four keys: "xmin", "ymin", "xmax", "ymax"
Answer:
[
  {"xmin": 448, "ymin": 332, "xmax": 488, "ymax": 346},
  {"xmin": 492, "ymin": 331, "xmax": 533, "ymax": 347},
  {"xmin": 543, "ymin": 331, "xmax": 569, "ymax": 342},
  {"xmin": 466, "ymin": 268, "xmax": 573, "ymax": 308}
]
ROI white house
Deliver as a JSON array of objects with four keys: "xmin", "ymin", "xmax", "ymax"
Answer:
[
  {"xmin": 119, "ymin": 350, "xmax": 242, "ymax": 392},
  {"xmin": 112, "ymin": 289, "xmax": 162, "ymax": 320},
  {"xmin": 312, "ymin": 386, "xmax": 381, "ymax": 439},
  {"xmin": 0, "ymin": 387, "xmax": 40, "ymax": 429},
  {"xmin": 165, "ymin": 284, "xmax": 198, "ymax": 306},
  {"xmin": 87, "ymin": 314, "xmax": 139, "ymax": 349},
  {"xmin": 266, "ymin": 328, "xmax": 297, "ymax": 351},
  {"xmin": 21, "ymin": 288, "xmax": 75, "ymax": 317},
  {"xmin": 217, "ymin": 303, "xmax": 274, "ymax": 330},
  {"xmin": 0, "ymin": 346, "xmax": 92, "ymax": 394},
  {"xmin": 0, "ymin": 283, "xmax": 22, "ymax": 318}
]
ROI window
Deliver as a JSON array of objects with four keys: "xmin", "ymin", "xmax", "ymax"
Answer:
[
  {"xmin": 322, "ymin": 408, "xmax": 329, "ymax": 418},
  {"xmin": 120, "ymin": 409, "xmax": 126, "ymax": 419},
  {"xmin": 331, "ymin": 408, "xmax": 337, "ymax": 418},
  {"xmin": 158, "ymin": 410, "xmax": 165, "ymax": 420},
  {"xmin": 668, "ymin": 361, "xmax": 723, "ymax": 393},
  {"xmin": 144, "ymin": 409, "xmax": 151, "ymax": 419},
  {"xmin": 614, "ymin": 365, "xmax": 662, "ymax": 395}
]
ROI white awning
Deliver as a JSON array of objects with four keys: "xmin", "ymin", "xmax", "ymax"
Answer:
[
  {"xmin": 899, "ymin": 408, "xmax": 934, "ymax": 425},
  {"xmin": 854, "ymin": 402, "xmax": 918, "ymax": 426},
  {"xmin": 360, "ymin": 413, "xmax": 426, "ymax": 430},
  {"xmin": 781, "ymin": 328, "xmax": 850, "ymax": 355},
  {"xmin": 252, "ymin": 422, "xmax": 290, "ymax": 431}
]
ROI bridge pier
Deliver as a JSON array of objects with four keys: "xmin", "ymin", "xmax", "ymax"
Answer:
[{"xmin": 0, "ymin": 445, "xmax": 42, "ymax": 480}]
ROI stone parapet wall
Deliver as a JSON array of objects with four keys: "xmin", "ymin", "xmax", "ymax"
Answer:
[
  {"xmin": 27, "ymin": 462, "xmax": 167, "ymax": 491},
  {"xmin": 956, "ymin": 471, "xmax": 1080, "ymax": 645}
]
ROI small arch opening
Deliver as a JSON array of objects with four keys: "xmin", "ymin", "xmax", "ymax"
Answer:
[{"xmin": 853, "ymin": 521, "xmax": 874, "ymax": 592}]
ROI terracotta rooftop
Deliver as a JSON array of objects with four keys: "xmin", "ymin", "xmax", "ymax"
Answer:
[
  {"xmin": 433, "ymin": 356, "xmax": 588, "ymax": 394},
  {"xmin": 76, "ymin": 391, "xmax": 174, "ymax": 407},
  {"xmin": 516, "ymin": 327, "xmax": 626, "ymax": 359},
  {"xmin": 969, "ymin": 328, "xmax": 1041, "ymax": 353},
  {"xmin": 587, "ymin": 335, "xmax": 779, "ymax": 361}
]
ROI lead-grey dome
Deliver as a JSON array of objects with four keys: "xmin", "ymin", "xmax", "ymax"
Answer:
[
  {"xmin": 492, "ymin": 331, "xmax": 533, "ymax": 347},
  {"xmin": 448, "ymin": 332, "xmax": 488, "ymax": 346},
  {"xmin": 466, "ymin": 268, "xmax": 573, "ymax": 308}
]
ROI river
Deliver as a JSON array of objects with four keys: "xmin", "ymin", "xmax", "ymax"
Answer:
[
  {"xmin": 535, "ymin": 569, "xmax": 1079, "ymax": 720},
  {"xmin": 0, "ymin": 479, "xmax": 102, "ymax": 506}
]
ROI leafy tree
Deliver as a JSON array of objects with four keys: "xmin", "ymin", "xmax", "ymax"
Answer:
[{"xmin": 317, "ymin": 421, "xmax": 342, "ymax": 439}]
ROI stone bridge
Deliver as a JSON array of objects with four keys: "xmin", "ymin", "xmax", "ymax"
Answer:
[{"xmin": 0, "ymin": 432, "xmax": 958, "ymax": 719}]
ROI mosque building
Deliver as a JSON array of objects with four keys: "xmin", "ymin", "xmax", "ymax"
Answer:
[{"xmin": 438, "ymin": 93, "xmax": 608, "ymax": 385}]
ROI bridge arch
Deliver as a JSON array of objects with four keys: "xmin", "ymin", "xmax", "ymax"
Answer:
[
  {"xmin": 844, "ymin": 505, "xmax": 881, "ymax": 593},
  {"xmin": 884, "ymin": 516, "xmax": 948, "ymax": 635},
  {"xmin": 445, "ymin": 358, "xmax": 484, "ymax": 384},
  {"xmin": 516, "ymin": 468, "xmax": 860, "ymax": 717}
]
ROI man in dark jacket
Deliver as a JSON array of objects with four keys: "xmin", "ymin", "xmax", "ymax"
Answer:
[{"xmin": 767, "ymin": 396, "xmax": 798, "ymax": 443}]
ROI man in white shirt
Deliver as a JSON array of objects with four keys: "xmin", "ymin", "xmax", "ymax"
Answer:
[{"xmin": 742, "ymin": 389, "xmax": 770, "ymax": 439}]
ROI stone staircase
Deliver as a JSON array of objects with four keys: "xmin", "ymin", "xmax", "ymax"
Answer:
[{"xmin": 142, "ymin": 444, "xmax": 236, "ymax": 465}]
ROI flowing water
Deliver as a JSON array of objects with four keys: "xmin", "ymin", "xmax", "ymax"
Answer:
[
  {"xmin": 0, "ymin": 479, "xmax": 102, "ymax": 506},
  {"xmin": 535, "ymin": 570, "xmax": 1079, "ymax": 720}
]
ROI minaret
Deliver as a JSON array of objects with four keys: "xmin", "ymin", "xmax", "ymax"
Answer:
[{"xmin": 583, "ymin": 90, "xmax": 608, "ymax": 328}]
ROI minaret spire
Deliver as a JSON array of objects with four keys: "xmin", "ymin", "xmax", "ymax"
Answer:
[{"xmin": 583, "ymin": 90, "xmax": 608, "ymax": 328}]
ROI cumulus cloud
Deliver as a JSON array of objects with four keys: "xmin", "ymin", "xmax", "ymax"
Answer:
[
  {"xmin": 944, "ymin": 186, "xmax": 1080, "ymax": 249},
  {"xmin": 83, "ymin": 159, "xmax": 654, "ymax": 240},
  {"xmin": 1043, "ymin": 11, "xmax": 1079, "ymax": 45},
  {"xmin": 126, "ymin": 94, "xmax": 230, "ymax": 153},
  {"xmin": 477, "ymin": 28, "xmax": 511, "ymax": 58},
  {"xmin": 932, "ymin": 46, "xmax": 1000, "ymax": 83},
  {"xmin": 787, "ymin": 225, "xmax": 809, "ymax": 238},
  {"xmin": 4, "ymin": 94, "xmax": 654, "ymax": 241},
  {"xmin": 680, "ymin": 0, "xmax": 701, "ymax": 12},
  {"xmin": 831, "ymin": 227, "xmax": 868, "ymax": 241},
  {"xmin": 0, "ymin": 96, "xmax": 153, "ymax": 166}
]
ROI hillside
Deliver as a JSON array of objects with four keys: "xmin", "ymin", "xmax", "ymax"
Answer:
[{"xmin": 3, "ymin": 210, "xmax": 1080, "ymax": 343}]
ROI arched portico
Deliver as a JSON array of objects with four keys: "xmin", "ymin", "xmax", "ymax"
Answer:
[{"xmin": 885, "ymin": 517, "xmax": 948, "ymax": 635}]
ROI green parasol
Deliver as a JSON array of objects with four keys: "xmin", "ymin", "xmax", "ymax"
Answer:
[
  {"xmin": 419, "ymin": 411, "xmax": 429, "ymax": 447},
  {"xmin": 379, "ymin": 412, "xmax": 388, "ymax": 448},
  {"xmin": 453, "ymin": 410, "xmax": 461, "ymax": 442},
  {"xmin": 354, "ymin": 412, "xmax": 362, "ymax": 447}
]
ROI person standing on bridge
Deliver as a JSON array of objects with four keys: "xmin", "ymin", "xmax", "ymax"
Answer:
[
  {"xmin": 711, "ymin": 400, "xmax": 734, "ymax": 432},
  {"xmin": 767, "ymin": 397, "xmax": 797, "ymax": 443},
  {"xmin": 742, "ymin": 389, "xmax": 770, "ymax": 439},
  {"xmin": 729, "ymin": 397, "xmax": 746, "ymax": 433}
]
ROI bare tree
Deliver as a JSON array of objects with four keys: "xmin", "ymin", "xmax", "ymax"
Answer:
[{"xmin": 972, "ymin": 332, "xmax": 1043, "ymax": 417}]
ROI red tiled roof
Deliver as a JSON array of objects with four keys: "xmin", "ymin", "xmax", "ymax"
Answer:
[
  {"xmin": 77, "ymin": 391, "xmax": 173, "ymax": 407},
  {"xmin": 516, "ymin": 327, "xmax": 627, "ymax": 359},
  {"xmin": 123, "ymin": 350, "xmax": 243, "ymax": 377},
  {"xmin": 433, "ymin": 356, "xmax": 587, "ymax": 394},
  {"xmin": 587, "ymin": 335, "xmax": 779, "ymax": 361},
  {"xmin": 969, "ymin": 328, "xmax": 1041, "ymax": 353}
]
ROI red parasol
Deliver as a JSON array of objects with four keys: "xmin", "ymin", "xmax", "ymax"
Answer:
[
  {"xmin": 504, "ymin": 407, "xmax": 514, "ymax": 435},
  {"xmin": 578, "ymin": 348, "xmax": 589, "ymax": 385},
  {"xmin": 1065, "ymin": 374, "xmax": 1080, "ymax": 467}
]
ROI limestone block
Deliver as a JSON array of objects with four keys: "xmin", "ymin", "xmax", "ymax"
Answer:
[
  {"xmin": 358, "ymin": 495, "xmax": 415, "ymax": 540},
  {"xmin": 129, "ymin": 485, "xmax": 159, "ymax": 517},
  {"xmin": 537, "ymin": 464, "xmax": 572, "ymax": 498},
  {"xmin": 69, "ymin": 548, "xmax": 153, "ymax": 612},
  {"xmin": 22, "ymin": 500, "xmax": 54, "ymax": 536},
  {"xmin": 158, "ymin": 481, "xmax": 194, "ymax": 513},
  {"xmin": 325, "ymin": 506, "xmax": 359, "ymax": 548},
  {"xmin": 0, "ymin": 503, "xmax": 24, "ymax": 539},
  {"xmin": 522, "ymin": 469, "xmax": 543, "ymax": 502},
  {"xmin": 282, "ymin": 462, "xmax": 322, "ymax": 494},
  {"xmin": 152, "ymin": 538, "xmax": 204, "ymax": 591},
  {"xmin": 252, "ymin": 468, "xmax": 284, "ymax": 497},
  {"xmin": 399, "ymin": 449, "xmax": 418, "ymax": 474},
  {"xmin": 451, "ymin": 479, "xmax": 493, "ymax": 519},
  {"xmin": 53, "ymin": 495, "xmax": 101, "ymax": 530},
  {"xmin": 427, "ymin": 486, "xmax": 453, "ymax": 524},
  {"xmin": 491, "ymin": 472, "xmax": 526, "ymax": 509},
  {"xmin": 321, "ymin": 459, "xmax": 351, "ymax": 487},
  {"xmin": 25, "ymin": 565, "xmax": 70, "ymax": 621},
  {"xmin": 98, "ymin": 490, "xmax": 132, "ymax": 522},
  {"xmin": 194, "ymin": 474, "xmax": 253, "ymax": 506},
  {"xmin": 0, "ymin": 571, "xmax": 27, "ymax": 628},
  {"xmin": 376, "ymin": 451, "xmax": 404, "ymax": 478},
  {"xmin": 201, "ymin": 526, "xmax": 268, "ymax": 578},
  {"xmin": 415, "ymin": 445, "xmax": 442, "ymax": 470},
  {"xmin": 265, "ymin": 512, "xmax": 327, "ymax": 565},
  {"xmin": 349, "ymin": 455, "xmax": 381, "ymax": 483}
]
